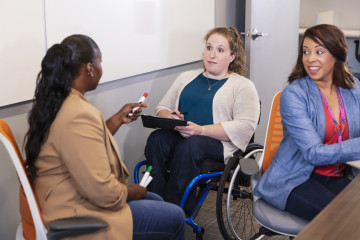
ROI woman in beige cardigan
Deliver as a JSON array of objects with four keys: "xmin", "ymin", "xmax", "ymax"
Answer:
[
  {"xmin": 145, "ymin": 27, "xmax": 260, "ymax": 214},
  {"xmin": 24, "ymin": 34, "xmax": 184, "ymax": 240}
]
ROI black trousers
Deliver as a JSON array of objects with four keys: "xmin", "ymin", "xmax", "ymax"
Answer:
[
  {"xmin": 144, "ymin": 129, "xmax": 224, "ymax": 214},
  {"xmin": 285, "ymin": 172, "xmax": 351, "ymax": 221}
]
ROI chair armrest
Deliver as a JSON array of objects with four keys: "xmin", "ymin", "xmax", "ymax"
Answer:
[
  {"xmin": 239, "ymin": 157, "xmax": 260, "ymax": 176},
  {"xmin": 47, "ymin": 217, "xmax": 108, "ymax": 240},
  {"xmin": 233, "ymin": 142, "xmax": 264, "ymax": 158}
]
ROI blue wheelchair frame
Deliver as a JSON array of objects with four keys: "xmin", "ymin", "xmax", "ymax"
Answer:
[{"xmin": 134, "ymin": 160, "xmax": 223, "ymax": 237}]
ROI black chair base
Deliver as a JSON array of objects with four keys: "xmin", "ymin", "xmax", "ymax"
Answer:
[{"xmin": 47, "ymin": 217, "xmax": 108, "ymax": 240}]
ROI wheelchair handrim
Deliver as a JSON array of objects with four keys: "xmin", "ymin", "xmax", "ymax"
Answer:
[{"xmin": 226, "ymin": 148, "xmax": 263, "ymax": 240}]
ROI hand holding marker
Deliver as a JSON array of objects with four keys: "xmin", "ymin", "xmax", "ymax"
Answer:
[
  {"xmin": 139, "ymin": 166, "xmax": 155, "ymax": 188},
  {"xmin": 143, "ymin": 170, "xmax": 156, "ymax": 188},
  {"xmin": 128, "ymin": 92, "xmax": 148, "ymax": 117}
]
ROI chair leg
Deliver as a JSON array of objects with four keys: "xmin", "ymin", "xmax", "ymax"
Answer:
[
  {"xmin": 249, "ymin": 226, "xmax": 279, "ymax": 239},
  {"xmin": 190, "ymin": 187, "xmax": 206, "ymax": 218},
  {"xmin": 195, "ymin": 228, "xmax": 205, "ymax": 240},
  {"xmin": 15, "ymin": 223, "xmax": 25, "ymax": 240}
]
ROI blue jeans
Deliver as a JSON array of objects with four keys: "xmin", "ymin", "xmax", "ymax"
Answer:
[
  {"xmin": 128, "ymin": 192, "xmax": 185, "ymax": 240},
  {"xmin": 144, "ymin": 129, "xmax": 224, "ymax": 214},
  {"xmin": 285, "ymin": 173, "xmax": 351, "ymax": 221}
]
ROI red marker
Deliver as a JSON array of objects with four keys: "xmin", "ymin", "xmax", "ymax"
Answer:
[{"xmin": 128, "ymin": 93, "xmax": 148, "ymax": 117}]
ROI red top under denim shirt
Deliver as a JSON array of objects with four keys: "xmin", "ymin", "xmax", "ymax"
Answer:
[{"xmin": 314, "ymin": 100, "xmax": 349, "ymax": 177}]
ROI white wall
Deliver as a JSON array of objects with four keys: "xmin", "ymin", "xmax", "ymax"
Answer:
[
  {"xmin": 300, "ymin": 0, "xmax": 360, "ymax": 30},
  {"xmin": 0, "ymin": 0, "xmax": 215, "ymax": 108},
  {"xmin": 300, "ymin": 0, "xmax": 360, "ymax": 73},
  {"xmin": 0, "ymin": 1, "xmax": 237, "ymax": 239}
]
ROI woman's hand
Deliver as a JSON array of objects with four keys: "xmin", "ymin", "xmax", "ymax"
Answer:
[
  {"xmin": 168, "ymin": 109, "xmax": 186, "ymax": 120},
  {"xmin": 127, "ymin": 184, "xmax": 147, "ymax": 201},
  {"xmin": 176, "ymin": 122, "xmax": 230, "ymax": 141},
  {"xmin": 157, "ymin": 109, "xmax": 185, "ymax": 120},
  {"xmin": 122, "ymin": 102, "xmax": 148, "ymax": 123},
  {"xmin": 175, "ymin": 121, "xmax": 204, "ymax": 138},
  {"xmin": 106, "ymin": 103, "xmax": 148, "ymax": 135}
]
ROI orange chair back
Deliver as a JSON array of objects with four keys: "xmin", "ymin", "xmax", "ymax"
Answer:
[
  {"xmin": 0, "ymin": 120, "xmax": 37, "ymax": 240},
  {"xmin": 262, "ymin": 92, "xmax": 283, "ymax": 173}
]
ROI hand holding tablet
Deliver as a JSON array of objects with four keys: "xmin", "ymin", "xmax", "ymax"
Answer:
[{"xmin": 141, "ymin": 114, "xmax": 187, "ymax": 130}]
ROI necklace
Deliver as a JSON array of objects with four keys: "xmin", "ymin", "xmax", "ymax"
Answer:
[
  {"xmin": 318, "ymin": 86, "xmax": 345, "ymax": 143},
  {"xmin": 205, "ymin": 72, "xmax": 229, "ymax": 91}
]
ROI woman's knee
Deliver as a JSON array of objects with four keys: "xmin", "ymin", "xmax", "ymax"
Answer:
[
  {"xmin": 182, "ymin": 135, "xmax": 206, "ymax": 146},
  {"xmin": 146, "ymin": 129, "xmax": 166, "ymax": 145},
  {"xmin": 146, "ymin": 192, "xmax": 164, "ymax": 201},
  {"xmin": 146, "ymin": 129, "xmax": 180, "ymax": 150},
  {"xmin": 174, "ymin": 136, "xmax": 208, "ymax": 162},
  {"xmin": 165, "ymin": 203, "xmax": 185, "ymax": 229}
]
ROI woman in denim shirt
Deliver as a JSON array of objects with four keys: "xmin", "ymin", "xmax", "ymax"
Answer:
[{"xmin": 254, "ymin": 24, "xmax": 360, "ymax": 221}]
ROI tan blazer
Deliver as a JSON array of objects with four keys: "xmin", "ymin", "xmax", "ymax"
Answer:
[{"xmin": 34, "ymin": 89, "xmax": 132, "ymax": 240}]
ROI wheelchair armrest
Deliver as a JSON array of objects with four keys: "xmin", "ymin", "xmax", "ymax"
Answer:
[
  {"xmin": 233, "ymin": 148, "xmax": 244, "ymax": 157},
  {"xmin": 233, "ymin": 142, "xmax": 264, "ymax": 158},
  {"xmin": 239, "ymin": 157, "xmax": 260, "ymax": 176},
  {"xmin": 47, "ymin": 217, "xmax": 108, "ymax": 240}
]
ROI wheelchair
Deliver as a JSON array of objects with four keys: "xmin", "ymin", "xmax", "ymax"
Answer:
[{"xmin": 134, "ymin": 141, "xmax": 264, "ymax": 240}]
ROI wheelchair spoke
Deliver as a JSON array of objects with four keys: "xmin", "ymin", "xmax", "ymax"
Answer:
[
  {"xmin": 216, "ymin": 147, "xmax": 263, "ymax": 240},
  {"xmin": 228, "ymin": 184, "xmax": 260, "ymax": 239}
]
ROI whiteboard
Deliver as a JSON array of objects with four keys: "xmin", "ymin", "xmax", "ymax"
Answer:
[
  {"xmin": 0, "ymin": 0, "xmax": 214, "ymax": 107},
  {"xmin": 45, "ymin": 0, "xmax": 215, "ymax": 84},
  {"xmin": 0, "ymin": 0, "xmax": 46, "ymax": 107}
]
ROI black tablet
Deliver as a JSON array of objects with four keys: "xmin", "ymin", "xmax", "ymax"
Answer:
[{"xmin": 141, "ymin": 114, "xmax": 187, "ymax": 130}]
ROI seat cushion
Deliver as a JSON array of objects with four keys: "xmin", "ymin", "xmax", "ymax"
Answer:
[
  {"xmin": 200, "ymin": 158, "xmax": 225, "ymax": 173},
  {"xmin": 253, "ymin": 198, "xmax": 309, "ymax": 237}
]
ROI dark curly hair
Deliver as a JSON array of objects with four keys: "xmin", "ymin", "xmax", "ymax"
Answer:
[
  {"xmin": 24, "ymin": 34, "xmax": 99, "ymax": 182},
  {"xmin": 204, "ymin": 27, "xmax": 246, "ymax": 76},
  {"xmin": 288, "ymin": 24, "xmax": 354, "ymax": 89}
]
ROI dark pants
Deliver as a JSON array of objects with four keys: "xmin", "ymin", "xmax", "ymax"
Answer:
[
  {"xmin": 285, "ymin": 173, "xmax": 351, "ymax": 221},
  {"xmin": 144, "ymin": 129, "xmax": 224, "ymax": 214}
]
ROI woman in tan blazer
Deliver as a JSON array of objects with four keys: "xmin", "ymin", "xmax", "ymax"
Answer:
[{"xmin": 24, "ymin": 34, "xmax": 185, "ymax": 240}]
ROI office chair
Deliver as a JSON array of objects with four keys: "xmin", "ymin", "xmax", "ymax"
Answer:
[
  {"xmin": 0, "ymin": 119, "xmax": 107, "ymax": 240},
  {"xmin": 134, "ymin": 143, "xmax": 263, "ymax": 240},
  {"xmin": 218, "ymin": 92, "xmax": 309, "ymax": 240}
]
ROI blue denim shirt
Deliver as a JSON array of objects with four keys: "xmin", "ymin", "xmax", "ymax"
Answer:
[{"xmin": 254, "ymin": 76, "xmax": 360, "ymax": 210}]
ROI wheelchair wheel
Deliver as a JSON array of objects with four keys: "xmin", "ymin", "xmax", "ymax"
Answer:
[{"xmin": 216, "ymin": 147, "xmax": 263, "ymax": 240}]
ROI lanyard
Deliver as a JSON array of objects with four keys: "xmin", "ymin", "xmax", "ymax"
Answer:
[{"xmin": 318, "ymin": 86, "xmax": 345, "ymax": 143}]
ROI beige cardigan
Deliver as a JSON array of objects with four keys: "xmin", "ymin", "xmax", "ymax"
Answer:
[
  {"xmin": 34, "ymin": 89, "xmax": 132, "ymax": 240},
  {"xmin": 156, "ymin": 69, "xmax": 260, "ymax": 163}
]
